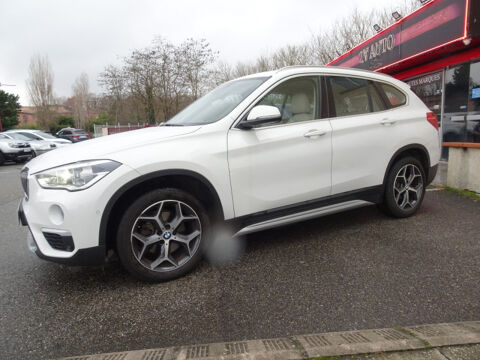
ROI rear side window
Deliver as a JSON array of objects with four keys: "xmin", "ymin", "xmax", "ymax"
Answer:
[
  {"xmin": 380, "ymin": 83, "xmax": 407, "ymax": 108},
  {"xmin": 329, "ymin": 76, "xmax": 370, "ymax": 117},
  {"xmin": 369, "ymin": 82, "xmax": 387, "ymax": 112}
]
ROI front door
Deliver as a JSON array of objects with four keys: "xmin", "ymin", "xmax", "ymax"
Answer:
[{"xmin": 227, "ymin": 76, "xmax": 332, "ymax": 217}]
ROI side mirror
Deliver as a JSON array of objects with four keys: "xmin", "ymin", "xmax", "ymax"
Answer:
[{"xmin": 239, "ymin": 105, "xmax": 282, "ymax": 129}]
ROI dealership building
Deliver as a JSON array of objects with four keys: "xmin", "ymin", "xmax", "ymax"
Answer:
[{"xmin": 329, "ymin": 0, "xmax": 480, "ymax": 191}]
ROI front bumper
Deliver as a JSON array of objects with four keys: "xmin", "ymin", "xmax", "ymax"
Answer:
[
  {"xmin": 18, "ymin": 201, "xmax": 105, "ymax": 266},
  {"xmin": 4, "ymin": 149, "xmax": 33, "ymax": 161},
  {"xmin": 17, "ymin": 163, "xmax": 137, "ymax": 266}
]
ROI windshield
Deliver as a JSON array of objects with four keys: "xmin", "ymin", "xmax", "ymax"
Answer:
[
  {"xmin": 35, "ymin": 131, "xmax": 57, "ymax": 139},
  {"xmin": 8, "ymin": 133, "xmax": 31, "ymax": 141},
  {"xmin": 166, "ymin": 77, "xmax": 269, "ymax": 126}
]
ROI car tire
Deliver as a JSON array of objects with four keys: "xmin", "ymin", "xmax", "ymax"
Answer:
[
  {"xmin": 381, "ymin": 156, "xmax": 426, "ymax": 218},
  {"xmin": 0, "ymin": 152, "xmax": 4, "ymax": 166},
  {"xmin": 116, "ymin": 188, "xmax": 210, "ymax": 282}
]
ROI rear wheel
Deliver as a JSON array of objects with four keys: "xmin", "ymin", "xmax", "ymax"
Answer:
[
  {"xmin": 0, "ymin": 152, "xmax": 4, "ymax": 166},
  {"xmin": 116, "ymin": 188, "xmax": 209, "ymax": 282},
  {"xmin": 381, "ymin": 156, "xmax": 426, "ymax": 218}
]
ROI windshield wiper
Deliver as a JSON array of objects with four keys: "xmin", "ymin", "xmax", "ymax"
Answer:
[{"xmin": 163, "ymin": 123, "xmax": 184, "ymax": 126}]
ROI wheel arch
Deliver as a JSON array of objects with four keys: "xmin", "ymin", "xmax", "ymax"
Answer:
[
  {"xmin": 99, "ymin": 169, "xmax": 225, "ymax": 252},
  {"xmin": 382, "ymin": 144, "xmax": 431, "ymax": 186}
]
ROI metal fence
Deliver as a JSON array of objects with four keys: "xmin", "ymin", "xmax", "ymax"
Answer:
[{"xmin": 93, "ymin": 123, "xmax": 151, "ymax": 138}]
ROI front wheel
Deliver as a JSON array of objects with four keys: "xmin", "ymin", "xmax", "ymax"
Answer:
[
  {"xmin": 116, "ymin": 188, "xmax": 209, "ymax": 282},
  {"xmin": 381, "ymin": 157, "xmax": 426, "ymax": 218}
]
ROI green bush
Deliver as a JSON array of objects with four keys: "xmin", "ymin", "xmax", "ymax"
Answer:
[
  {"xmin": 88, "ymin": 114, "xmax": 114, "ymax": 133},
  {"xmin": 49, "ymin": 116, "xmax": 75, "ymax": 134},
  {"xmin": 15, "ymin": 123, "xmax": 43, "ymax": 130}
]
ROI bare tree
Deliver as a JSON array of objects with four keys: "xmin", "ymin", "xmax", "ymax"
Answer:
[
  {"xmin": 124, "ymin": 47, "xmax": 160, "ymax": 124},
  {"xmin": 310, "ymin": 0, "xmax": 421, "ymax": 65},
  {"xmin": 26, "ymin": 54, "xmax": 55, "ymax": 128},
  {"xmin": 176, "ymin": 38, "xmax": 217, "ymax": 100},
  {"xmin": 99, "ymin": 65, "xmax": 126, "ymax": 123},
  {"xmin": 72, "ymin": 72, "xmax": 90, "ymax": 128}
]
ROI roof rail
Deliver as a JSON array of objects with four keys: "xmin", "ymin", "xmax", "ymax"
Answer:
[{"xmin": 275, "ymin": 65, "xmax": 393, "ymax": 78}]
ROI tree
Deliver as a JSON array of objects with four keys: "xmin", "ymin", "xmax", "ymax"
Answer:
[
  {"xmin": 72, "ymin": 72, "xmax": 90, "ymax": 128},
  {"xmin": 0, "ymin": 90, "xmax": 21, "ymax": 130},
  {"xmin": 49, "ymin": 115, "xmax": 74, "ymax": 134},
  {"xmin": 99, "ymin": 37, "xmax": 218, "ymax": 124},
  {"xmin": 26, "ymin": 54, "xmax": 56, "ymax": 128},
  {"xmin": 98, "ymin": 65, "xmax": 126, "ymax": 123},
  {"xmin": 177, "ymin": 38, "xmax": 217, "ymax": 100}
]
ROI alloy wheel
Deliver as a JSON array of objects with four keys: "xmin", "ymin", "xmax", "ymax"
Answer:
[
  {"xmin": 130, "ymin": 200, "xmax": 202, "ymax": 272},
  {"xmin": 393, "ymin": 164, "xmax": 423, "ymax": 210}
]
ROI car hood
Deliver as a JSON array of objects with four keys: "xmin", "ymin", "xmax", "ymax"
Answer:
[
  {"xmin": 0, "ymin": 138, "xmax": 30, "ymax": 146},
  {"xmin": 26, "ymin": 125, "xmax": 201, "ymax": 173}
]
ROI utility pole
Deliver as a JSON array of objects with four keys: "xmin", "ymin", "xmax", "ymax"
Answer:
[{"xmin": 0, "ymin": 82, "xmax": 17, "ymax": 132}]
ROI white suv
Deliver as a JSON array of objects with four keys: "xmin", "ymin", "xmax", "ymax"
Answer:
[{"xmin": 18, "ymin": 66, "xmax": 440, "ymax": 281}]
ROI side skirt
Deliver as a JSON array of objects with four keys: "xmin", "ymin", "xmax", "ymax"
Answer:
[
  {"xmin": 234, "ymin": 200, "xmax": 370, "ymax": 237},
  {"xmin": 230, "ymin": 185, "xmax": 383, "ymax": 237}
]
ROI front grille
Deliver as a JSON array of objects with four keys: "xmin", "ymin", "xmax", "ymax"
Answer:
[
  {"xmin": 43, "ymin": 232, "xmax": 75, "ymax": 252},
  {"xmin": 18, "ymin": 143, "xmax": 30, "ymax": 148},
  {"xmin": 20, "ymin": 167, "xmax": 29, "ymax": 199}
]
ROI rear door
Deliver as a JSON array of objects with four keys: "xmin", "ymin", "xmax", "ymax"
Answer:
[{"xmin": 327, "ymin": 76, "xmax": 408, "ymax": 195}]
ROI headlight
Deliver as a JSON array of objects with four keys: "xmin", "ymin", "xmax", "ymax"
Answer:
[
  {"xmin": 34, "ymin": 160, "xmax": 121, "ymax": 191},
  {"xmin": 8, "ymin": 142, "xmax": 22, "ymax": 148}
]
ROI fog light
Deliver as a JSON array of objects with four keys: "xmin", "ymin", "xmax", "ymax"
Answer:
[{"xmin": 49, "ymin": 205, "xmax": 64, "ymax": 225}]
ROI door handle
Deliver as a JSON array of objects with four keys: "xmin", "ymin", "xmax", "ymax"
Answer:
[
  {"xmin": 380, "ymin": 118, "xmax": 396, "ymax": 126},
  {"xmin": 304, "ymin": 129, "xmax": 326, "ymax": 138}
]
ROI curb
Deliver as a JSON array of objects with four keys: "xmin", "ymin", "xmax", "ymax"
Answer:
[{"xmin": 58, "ymin": 321, "xmax": 480, "ymax": 360}]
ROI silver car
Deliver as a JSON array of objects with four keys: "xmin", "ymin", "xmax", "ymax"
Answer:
[
  {"xmin": 6, "ymin": 129, "xmax": 72, "ymax": 148},
  {"xmin": 1, "ymin": 132, "xmax": 56, "ymax": 157},
  {"xmin": 0, "ymin": 134, "xmax": 32, "ymax": 165}
]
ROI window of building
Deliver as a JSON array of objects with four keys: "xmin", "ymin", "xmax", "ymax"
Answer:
[
  {"xmin": 444, "ymin": 61, "xmax": 480, "ymax": 144},
  {"xmin": 406, "ymin": 71, "xmax": 443, "ymax": 125}
]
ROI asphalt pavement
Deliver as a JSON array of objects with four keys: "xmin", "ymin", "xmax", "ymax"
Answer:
[{"xmin": 0, "ymin": 162, "xmax": 479, "ymax": 360}]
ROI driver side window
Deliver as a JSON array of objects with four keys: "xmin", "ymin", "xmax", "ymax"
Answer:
[{"xmin": 257, "ymin": 76, "xmax": 318, "ymax": 126}]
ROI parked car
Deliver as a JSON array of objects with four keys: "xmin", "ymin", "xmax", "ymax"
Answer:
[
  {"xmin": 0, "ymin": 134, "xmax": 32, "ymax": 165},
  {"xmin": 6, "ymin": 129, "xmax": 71, "ymax": 147},
  {"xmin": 56, "ymin": 128, "xmax": 90, "ymax": 143},
  {"xmin": 18, "ymin": 66, "xmax": 441, "ymax": 282},
  {"xmin": 1, "ymin": 132, "xmax": 57, "ymax": 157}
]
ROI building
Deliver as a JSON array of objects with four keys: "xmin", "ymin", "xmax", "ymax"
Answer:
[
  {"xmin": 17, "ymin": 106, "xmax": 38, "ymax": 126},
  {"xmin": 329, "ymin": 0, "xmax": 480, "ymax": 192},
  {"xmin": 17, "ymin": 104, "xmax": 97, "ymax": 128}
]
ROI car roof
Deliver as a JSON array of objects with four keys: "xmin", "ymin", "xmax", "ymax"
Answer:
[
  {"xmin": 237, "ymin": 65, "xmax": 408, "ymax": 91},
  {"xmin": 7, "ymin": 129, "xmax": 42, "ymax": 133}
]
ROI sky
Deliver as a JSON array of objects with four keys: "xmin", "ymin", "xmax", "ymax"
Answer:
[{"xmin": 0, "ymin": 0, "xmax": 404, "ymax": 106}]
